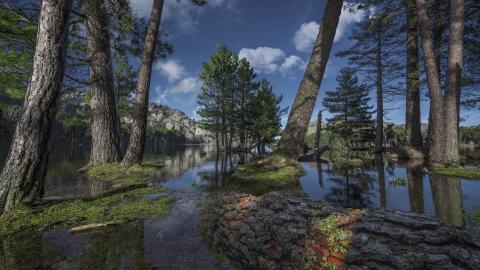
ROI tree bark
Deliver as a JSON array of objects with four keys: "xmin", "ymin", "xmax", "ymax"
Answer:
[
  {"xmin": 442, "ymin": 0, "xmax": 463, "ymax": 165},
  {"xmin": 427, "ymin": 0, "xmax": 445, "ymax": 150},
  {"xmin": 416, "ymin": 0, "xmax": 445, "ymax": 163},
  {"xmin": 375, "ymin": 29, "xmax": 384, "ymax": 153},
  {"xmin": 121, "ymin": 0, "xmax": 164, "ymax": 167},
  {"xmin": 0, "ymin": 0, "xmax": 71, "ymax": 213},
  {"xmin": 275, "ymin": 0, "xmax": 343, "ymax": 159},
  {"xmin": 85, "ymin": 0, "xmax": 121, "ymax": 166},
  {"xmin": 405, "ymin": 0, "xmax": 423, "ymax": 148}
]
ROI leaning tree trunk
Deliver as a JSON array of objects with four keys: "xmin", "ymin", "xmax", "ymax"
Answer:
[
  {"xmin": 405, "ymin": 0, "xmax": 423, "ymax": 148},
  {"xmin": 275, "ymin": 0, "xmax": 343, "ymax": 159},
  {"xmin": 0, "ymin": 0, "xmax": 71, "ymax": 213},
  {"xmin": 121, "ymin": 0, "xmax": 164, "ymax": 167},
  {"xmin": 442, "ymin": 0, "xmax": 464, "ymax": 165},
  {"xmin": 416, "ymin": 0, "xmax": 445, "ymax": 163},
  {"xmin": 375, "ymin": 29, "xmax": 384, "ymax": 153},
  {"xmin": 85, "ymin": 0, "xmax": 121, "ymax": 166}
]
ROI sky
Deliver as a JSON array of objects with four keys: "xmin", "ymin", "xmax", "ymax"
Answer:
[{"xmin": 129, "ymin": 0, "xmax": 479, "ymax": 127}]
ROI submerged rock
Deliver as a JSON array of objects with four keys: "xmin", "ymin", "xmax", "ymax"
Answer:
[{"xmin": 201, "ymin": 192, "xmax": 480, "ymax": 270}]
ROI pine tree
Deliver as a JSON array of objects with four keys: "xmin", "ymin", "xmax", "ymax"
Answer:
[
  {"xmin": 236, "ymin": 58, "xmax": 258, "ymax": 152},
  {"xmin": 249, "ymin": 79, "xmax": 285, "ymax": 154},
  {"xmin": 322, "ymin": 68, "xmax": 374, "ymax": 150},
  {"xmin": 336, "ymin": 1, "xmax": 404, "ymax": 153},
  {"xmin": 197, "ymin": 45, "xmax": 238, "ymax": 150}
]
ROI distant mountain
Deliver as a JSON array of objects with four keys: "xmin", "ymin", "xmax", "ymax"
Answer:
[{"xmin": 146, "ymin": 103, "xmax": 213, "ymax": 143}]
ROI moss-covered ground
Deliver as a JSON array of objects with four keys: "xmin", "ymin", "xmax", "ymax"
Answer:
[
  {"xmin": 216, "ymin": 155, "xmax": 306, "ymax": 195},
  {"xmin": 0, "ymin": 187, "xmax": 171, "ymax": 236},
  {"xmin": 86, "ymin": 163, "xmax": 162, "ymax": 189},
  {"xmin": 429, "ymin": 164, "xmax": 480, "ymax": 179}
]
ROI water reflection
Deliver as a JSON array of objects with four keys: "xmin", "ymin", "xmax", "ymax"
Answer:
[{"xmin": 300, "ymin": 158, "xmax": 476, "ymax": 228}]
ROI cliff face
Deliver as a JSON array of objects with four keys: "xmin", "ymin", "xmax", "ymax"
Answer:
[{"xmin": 146, "ymin": 103, "xmax": 213, "ymax": 143}]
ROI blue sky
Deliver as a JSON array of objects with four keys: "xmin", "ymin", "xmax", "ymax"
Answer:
[{"xmin": 130, "ymin": 0, "xmax": 479, "ymax": 127}]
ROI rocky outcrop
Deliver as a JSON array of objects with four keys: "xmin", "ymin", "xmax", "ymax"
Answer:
[
  {"xmin": 146, "ymin": 103, "xmax": 213, "ymax": 143},
  {"xmin": 201, "ymin": 192, "xmax": 480, "ymax": 270}
]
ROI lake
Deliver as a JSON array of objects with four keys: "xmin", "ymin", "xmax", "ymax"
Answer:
[{"xmin": 0, "ymin": 144, "xmax": 479, "ymax": 269}]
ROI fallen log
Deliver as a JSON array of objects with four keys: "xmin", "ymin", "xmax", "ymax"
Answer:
[
  {"xmin": 201, "ymin": 192, "xmax": 480, "ymax": 270},
  {"xmin": 298, "ymin": 145, "xmax": 332, "ymax": 162},
  {"xmin": 69, "ymin": 221, "xmax": 123, "ymax": 234}
]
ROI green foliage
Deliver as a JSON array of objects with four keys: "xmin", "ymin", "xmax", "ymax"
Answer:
[
  {"xmin": 317, "ymin": 215, "xmax": 353, "ymax": 255},
  {"xmin": 0, "ymin": 187, "xmax": 171, "ymax": 236},
  {"xmin": 0, "ymin": 6, "xmax": 36, "ymax": 103},
  {"xmin": 323, "ymin": 68, "xmax": 374, "ymax": 151},
  {"xmin": 429, "ymin": 165, "xmax": 480, "ymax": 179},
  {"xmin": 471, "ymin": 208, "xmax": 480, "ymax": 232},
  {"xmin": 249, "ymin": 79, "xmax": 285, "ymax": 145},
  {"xmin": 389, "ymin": 178, "xmax": 408, "ymax": 186},
  {"xmin": 197, "ymin": 45, "xmax": 284, "ymax": 149}
]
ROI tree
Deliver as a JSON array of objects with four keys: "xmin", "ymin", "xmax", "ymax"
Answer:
[
  {"xmin": 275, "ymin": 0, "xmax": 343, "ymax": 159},
  {"xmin": 0, "ymin": 0, "xmax": 72, "ymax": 213},
  {"xmin": 121, "ymin": 0, "xmax": 165, "ymax": 167},
  {"xmin": 322, "ymin": 68, "xmax": 374, "ymax": 150},
  {"xmin": 405, "ymin": 0, "xmax": 422, "ymax": 148},
  {"xmin": 416, "ymin": 0, "xmax": 464, "ymax": 165},
  {"xmin": 84, "ymin": 0, "xmax": 122, "ymax": 167},
  {"xmin": 337, "ymin": 0, "xmax": 404, "ymax": 153},
  {"xmin": 236, "ymin": 58, "xmax": 258, "ymax": 152},
  {"xmin": 197, "ymin": 45, "xmax": 238, "ymax": 151},
  {"xmin": 249, "ymin": 79, "xmax": 285, "ymax": 154}
]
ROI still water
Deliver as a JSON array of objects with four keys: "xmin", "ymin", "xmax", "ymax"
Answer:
[{"xmin": 0, "ymin": 144, "xmax": 479, "ymax": 269}]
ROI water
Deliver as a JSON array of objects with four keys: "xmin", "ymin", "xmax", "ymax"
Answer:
[{"xmin": 0, "ymin": 144, "xmax": 480, "ymax": 269}]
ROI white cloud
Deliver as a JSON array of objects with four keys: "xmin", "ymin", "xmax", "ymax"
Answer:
[
  {"xmin": 239, "ymin": 47, "xmax": 306, "ymax": 75},
  {"xmin": 167, "ymin": 76, "xmax": 202, "ymax": 95},
  {"xmin": 280, "ymin": 55, "xmax": 306, "ymax": 74},
  {"xmin": 293, "ymin": 21, "xmax": 320, "ymax": 53},
  {"xmin": 155, "ymin": 59, "xmax": 186, "ymax": 82},
  {"xmin": 293, "ymin": 2, "xmax": 367, "ymax": 52},
  {"xmin": 129, "ymin": 0, "xmax": 239, "ymax": 33},
  {"xmin": 239, "ymin": 47, "xmax": 285, "ymax": 74}
]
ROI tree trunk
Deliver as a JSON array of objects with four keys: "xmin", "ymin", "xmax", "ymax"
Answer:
[
  {"xmin": 416, "ymin": 0, "xmax": 445, "ymax": 163},
  {"xmin": 275, "ymin": 0, "xmax": 343, "ymax": 159},
  {"xmin": 442, "ymin": 0, "xmax": 463, "ymax": 165},
  {"xmin": 426, "ymin": 0, "xmax": 445, "ymax": 150},
  {"xmin": 0, "ymin": 0, "xmax": 71, "ymax": 213},
  {"xmin": 405, "ymin": 0, "xmax": 423, "ymax": 148},
  {"xmin": 375, "ymin": 29, "xmax": 384, "ymax": 153},
  {"xmin": 85, "ymin": 0, "xmax": 121, "ymax": 166},
  {"xmin": 121, "ymin": 0, "xmax": 164, "ymax": 167}
]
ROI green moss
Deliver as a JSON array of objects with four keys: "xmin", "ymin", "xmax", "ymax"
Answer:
[
  {"xmin": 317, "ymin": 215, "xmax": 352, "ymax": 255},
  {"xmin": 471, "ymin": 209, "xmax": 480, "ymax": 232},
  {"xmin": 0, "ymin": 187, "xmax": 171, "ymax": 236},
  {"xmin": 333, "ymin": 158, "xmax": 365, "ymax": 167},
  {"xmin": 87, "ymin": 163, "xmax": 161, "ymax": 189},
  {"xmin": 430, "ymin": 164, "xmax": 480, "ymax": 179},
  {"xmin": 217, "ymin": 155, "xmax": 306, "ymax": 195}
]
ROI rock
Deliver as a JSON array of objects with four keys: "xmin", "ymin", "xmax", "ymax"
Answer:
[{"xmin": 200, "ymin": 192, "xmax": 480, "ymax": 270}]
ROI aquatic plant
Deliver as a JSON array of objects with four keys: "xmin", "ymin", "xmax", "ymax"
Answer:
[{"xmin": 389, "ymin": 178, "xmax": 408, "ymax": 186}]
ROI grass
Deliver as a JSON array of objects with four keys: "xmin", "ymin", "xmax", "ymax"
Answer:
[
  {"xmin": 87, "ymin": 163, "xmax": 162, "ymax": 189},
  {"xmin": 333, "ymin": 158, "xmax": 366, "ymax": 167},
  {"xmin": 217, "ymin": 155, "xmax": 306, "ymax": 195},
  {"xmin": 429, "ymin": 164, "xmax": 480, "ymax": 179},
  {"xmin": 0, "ymin": 187, "xmax": 172, "ymax": 236}
]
